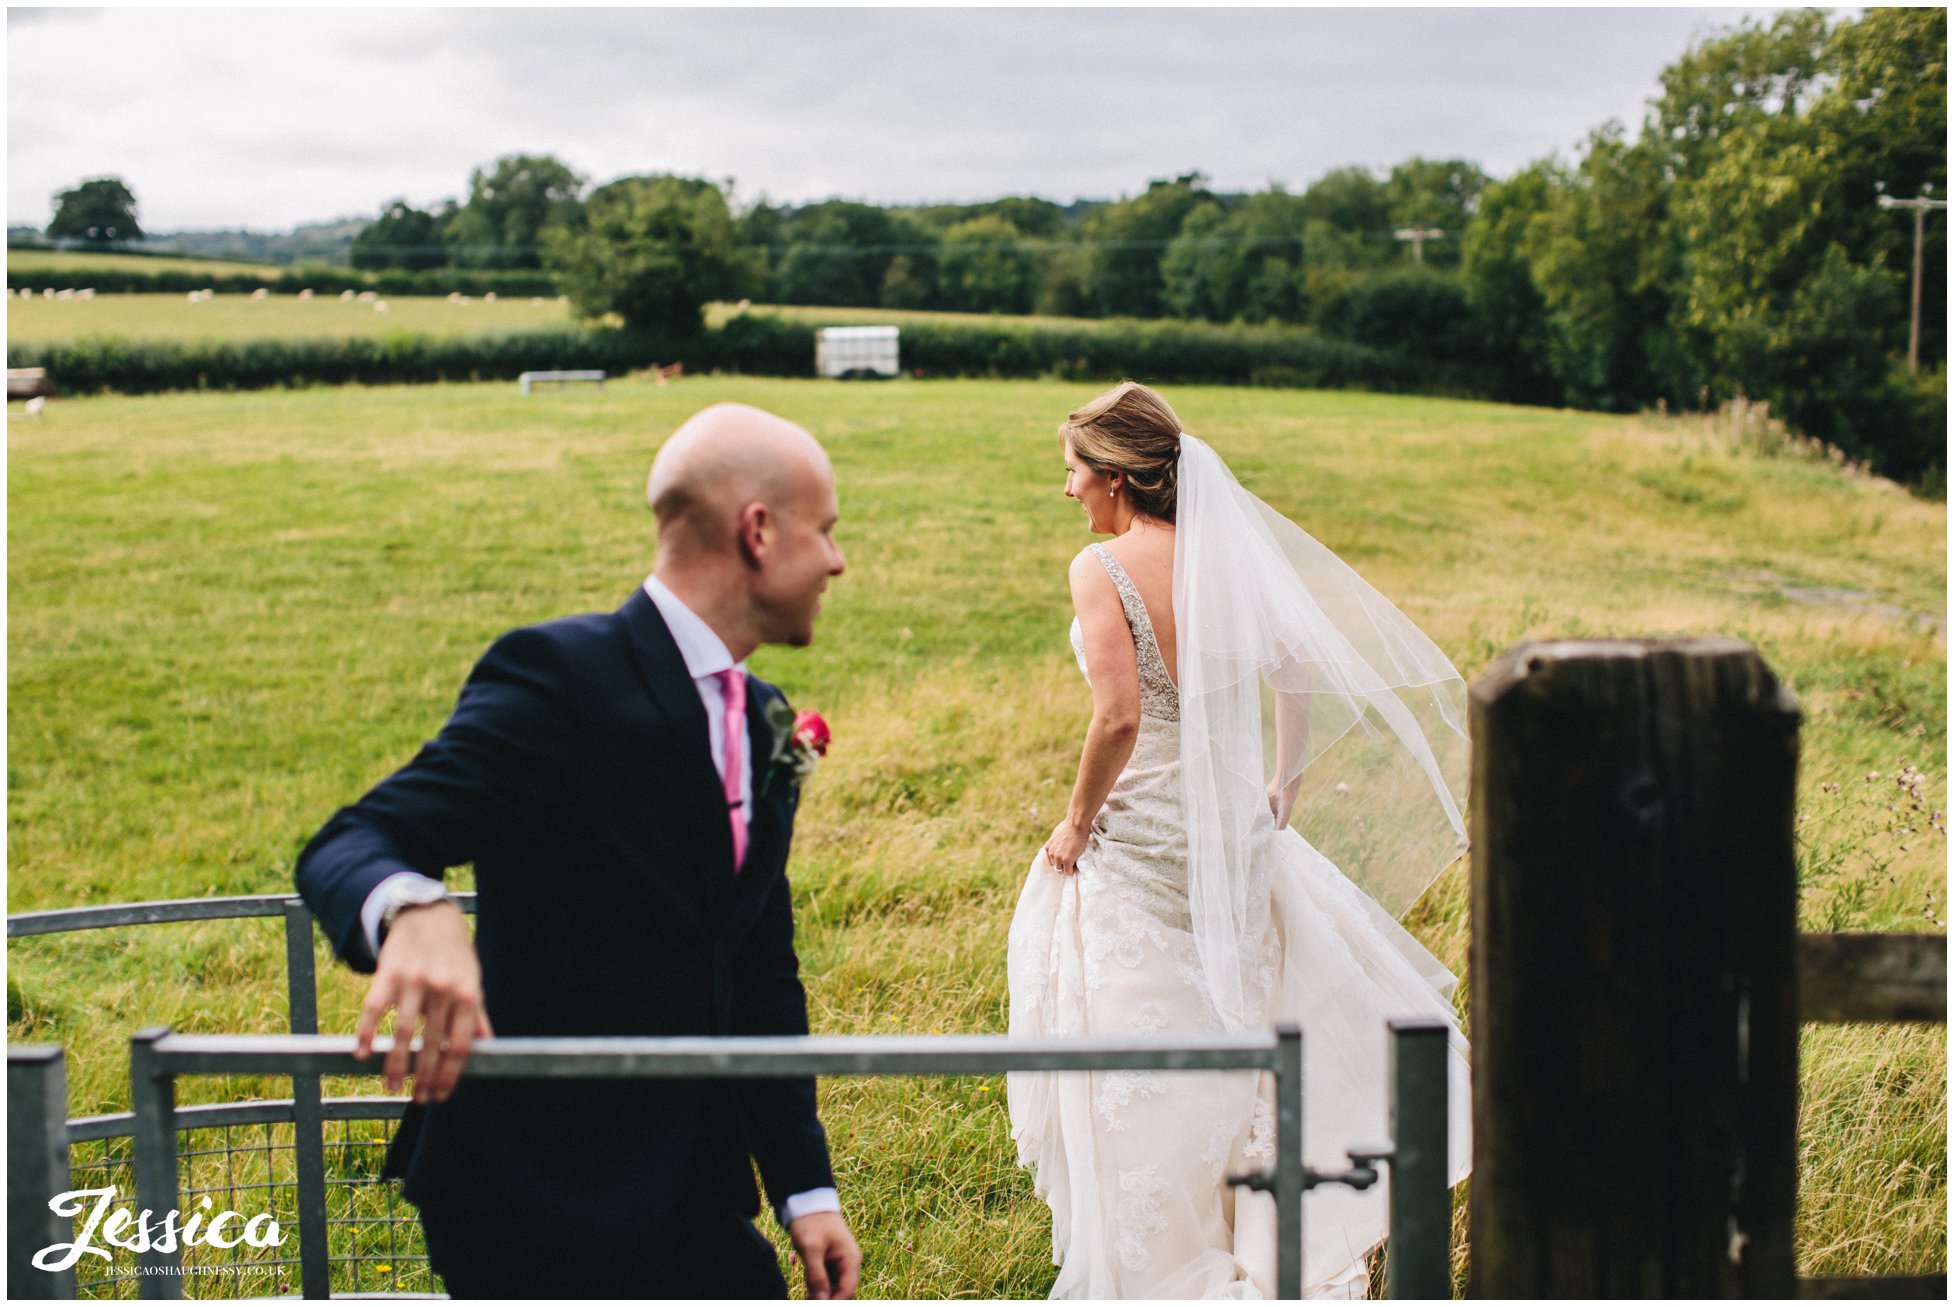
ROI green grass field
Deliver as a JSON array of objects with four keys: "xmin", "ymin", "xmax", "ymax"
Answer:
[
  {"xmin": 5, "ymin": 291, "xmax": 1096, "ymax": 350},
  {"xmin": 8, "ymin": 248, "xmax": 288, "ymax": 280},
  {"xmin": 6, "ymin": 290, "xmax": 577, "ymax": 345},
  {"xmin": 8, "ymin": 376, "xmax": 1945, "ymax": 1295}
]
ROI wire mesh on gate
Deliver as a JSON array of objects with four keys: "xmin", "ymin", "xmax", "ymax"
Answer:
[
  {"xmin": 323, "ymin": 1115, "xmax": 433, "ymax": 1295},
  {"xmin": 61, "ymin": 1109, "xmax": 428, "ymax": 1300},
  {"xmin": 8, "ymin": 896, "xmax": 457, "ymax": 1299},
  {"xmin": 68, "ymin": 1120, "xmax": 299, "ymax": 1300}
]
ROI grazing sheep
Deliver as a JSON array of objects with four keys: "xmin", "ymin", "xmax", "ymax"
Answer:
[
  {"xmin": 447, "ymin": 292, "xmax": 463, "ymax": 303},
  {"xmin": 78, "ymin": 288, "xmax": 95, "ymax": 299},
  {"xmin": 484, "ymin": 292, "xmax": 497, "ymax": 303},
  {"xmin": 24, "ymin": 396, "xmax": 46, "ymax": 418},
  {"xmin": 251, "ymin": 287, "xmax": 270, "ymax": 300},
  {"xmin": 341, "ymin": 289, "xmax": 357, "ymax": 302},
  {"xmin": 358, "ymin": 291, "xmax": 378, "ymax": 303},
  {"xmin": 298, "ymin": 288, "xmax": 314, "ymax": 300},
  {"xmin": 43, "ymin": 289, "xmax": 55, "ymax": 299},
  {"xmin": 56, "ymin": 289, "xmax": 75, "ymax": 300}
]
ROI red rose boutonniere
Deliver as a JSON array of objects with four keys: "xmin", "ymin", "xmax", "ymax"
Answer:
[{"xmin": 762, "ymin": 701, "xmax": 830, "ymax": 795}]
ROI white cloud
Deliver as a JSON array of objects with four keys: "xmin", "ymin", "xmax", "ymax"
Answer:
[{"xmin": 8, "ymin": 6, "xmax": 1793, "ymax": 231}]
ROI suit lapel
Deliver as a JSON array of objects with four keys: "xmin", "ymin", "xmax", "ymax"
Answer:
[{"xmin": 620, "ymin": 589, "xmax": 738, "ymax": 911}]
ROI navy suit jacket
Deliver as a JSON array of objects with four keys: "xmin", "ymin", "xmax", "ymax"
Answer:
[{"xmin": 295, "ymin": 588, "xmax": 834, "ymax": 1245}]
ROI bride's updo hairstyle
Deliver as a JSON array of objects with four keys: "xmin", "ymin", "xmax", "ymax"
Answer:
[{"xmin": 1060, "ymin": 381, "xmax": 1182, "ymax": 523}]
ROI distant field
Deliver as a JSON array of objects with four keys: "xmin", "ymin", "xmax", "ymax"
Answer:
[
  {"xmin": 8, "ymin": 376, "xmax": 1944, "ymax": 1295},
  {"xmin": 7, "ymin": 247, "xmax": 287, "ymax": 280},
  {"xmin": 6, "ymin": 291, "xmax": 1109, "ymax": 350},
  {"xmin": 6, "ymin": 290, "xmax": 577, "ymax": 344}
]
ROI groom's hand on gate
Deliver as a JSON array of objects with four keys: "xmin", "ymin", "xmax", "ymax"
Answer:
[
  {"xmin": 788, "ymin": 1210, "xmax": 862, "ymax": 1300},
  {"xmin": 356, "ymin": 900, "xmax": 492, "ymax": 1104}
]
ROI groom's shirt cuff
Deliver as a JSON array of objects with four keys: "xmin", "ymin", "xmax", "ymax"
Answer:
[
  {"xmin": 359, "ymin": 871, "xmax": 447, "ymax": 963},
  {"xmin": 777, "ymin": 1187, "xmax": 840, "ymax": 1228}
]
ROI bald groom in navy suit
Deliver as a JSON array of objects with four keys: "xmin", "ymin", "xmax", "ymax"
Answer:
[{"xmin": 295, "ymin": 403, "xmax": 861, "ymax": 1299}]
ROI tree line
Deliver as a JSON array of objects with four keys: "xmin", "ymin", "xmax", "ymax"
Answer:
[
  {"xmin": 31, "ymin": 9, "xmax": 1945, "ymax": 483},
  {"xmin": 345, "ymin": 156, "xmax": 1488, "ymax": 321},
  {"xmin": 405, "ymin": 11, "xmax": 1950, "ymax": 478},
  {"xmin": 1462, "ymin": 7, "xmax": 1944, "ymax": 483}
]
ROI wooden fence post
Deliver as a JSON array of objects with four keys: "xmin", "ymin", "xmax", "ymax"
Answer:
[{"xmin": 1468, "ymin": 637, "xmax": 1799, "ymax": 1297}]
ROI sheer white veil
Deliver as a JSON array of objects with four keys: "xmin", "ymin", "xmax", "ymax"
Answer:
[{"xmin": 1174, "ymin": 434, "xmax": 1469, "ymax": 1032}]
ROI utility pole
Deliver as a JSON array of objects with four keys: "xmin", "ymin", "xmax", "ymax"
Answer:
[
  {"xmin": 1877, "ymin": 188, "xmax": 1946, "ymax": 374},
  {"xmin": 1394, "ymin": 225, "xmax": 1446, "ymax": 266}
]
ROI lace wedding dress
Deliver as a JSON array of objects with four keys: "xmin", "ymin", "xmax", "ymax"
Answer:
[{"xmin": 1007, "ymin": 543, "xmax": 1472, "ymax": 1299}]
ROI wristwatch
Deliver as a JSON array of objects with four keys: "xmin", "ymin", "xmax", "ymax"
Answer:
[{"xmin": 378, "ymin": 879, "xmax": 452, "ymax": 945}]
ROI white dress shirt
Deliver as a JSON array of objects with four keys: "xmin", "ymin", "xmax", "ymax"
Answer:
[{"xmin": 358, "ymin": 575, "xmax": 838, "ymax": 1226}]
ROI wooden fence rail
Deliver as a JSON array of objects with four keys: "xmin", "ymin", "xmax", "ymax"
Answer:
[{"xmin": 1796, "ymin": 933, "xmax": 1946, "ymax": 1023}]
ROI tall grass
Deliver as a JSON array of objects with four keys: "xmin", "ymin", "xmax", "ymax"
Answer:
[{"xmin": 8, "ymin": 377, "xmax": 1944, "ymax": 1295}]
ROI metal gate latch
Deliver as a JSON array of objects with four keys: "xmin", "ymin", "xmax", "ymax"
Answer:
[{"xmin": 1229, "ymin": 1142, "xmax": 1395, "ymax": 1195}]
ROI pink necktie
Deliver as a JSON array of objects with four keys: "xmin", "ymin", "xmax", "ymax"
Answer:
[{"xmin": 716, "ymin": 668, "xmax": 748, "ymax": 871}]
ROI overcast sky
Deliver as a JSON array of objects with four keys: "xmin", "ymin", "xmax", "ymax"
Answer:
[{"xmin": 9, "ymin": 5, "xmax": 1795, "ymax": 233}]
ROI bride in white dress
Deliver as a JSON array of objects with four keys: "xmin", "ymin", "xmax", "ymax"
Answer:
[{"xmin": 1007, "ymin": 383, "xmax": 1473, "ymax": 1299}]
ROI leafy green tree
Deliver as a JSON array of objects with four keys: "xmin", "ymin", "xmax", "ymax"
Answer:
[
  {"xmin": 878, "ymin": 254, "xmax": 934, "ymax": 311},
  {"xmin": 1159, "ymin": 202, "xmax": 1231, "ymax": 321},
  {"xmin": 1807, "ymin": 6, "xmax": 1947, "ymax": 363},
  {"xmin": 47, "ymin": 177, "xmax": 143, "ymax": 244},
  {"xmin": 1646, "ymin": 9, "xmax": 1831, "ymax": 181},
  {"xmin": 1161, "ymin": 190, "xmax": 1309, "ymax": 324},
  {"xmin": 938, "ymin": 215, "xmax": 1038, "ymax": 314},
  {"xmin": 1461, "ymin": 162, "xmax": 1564, "ymax": 404},
  {"xmin": 1300, "ymin": 166, "xmax": 1391, "ymax": 237},
  {"xmin": 1079, "ymin": 173, "xmax": 1210, "ymax": 317},
  {"xmin": 911, "ymin": 196, "xmax": 1069, "ymax": 241},
  {"xmin": 1719, "ymin": 244, "xmax": 1910, "ymax": 472},
  {"xmin": 447, "ymin": 153, "xmax": 585, "ymax": 269},
  {"xmin": 1034, "ymin": 245, "xmax": 1093, "ymax": 318},
  {"xmin": 735, "ymin": 200, "xmax": 789, "ymax": 300},
  {"xmin": 1526, "ymin": 126, "xmax": 1681, "ymax": 410},
  {"xmin": 772, "ymin": 201, "xmax": 931, "ymax": 307},
  {"xmin": 1384, "ymin": 158, "xmax": 1491, "ymax": 269},
  {"xmin": 350, "ymin": 200, "xmax": 449, "ymax": 271},
  {"xmin": 971, "ymin": 197, "xmax": 1068, "ymax": 240},
  {"xmin": 542, "ymin": 175, "xmax": 749, "ymax": 335},
  {"xmin": 877, "ymin": 213, "xmax": 940, "ymax": 310},
  {"xmin": 1320, "ymin": 266, "xmax": 1475, "ymax": 363}
]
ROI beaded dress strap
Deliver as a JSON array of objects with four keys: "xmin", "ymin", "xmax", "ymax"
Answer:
[{"xmin": 1088, "ymin": 543, "xmax": 1179, "ymax": 720}]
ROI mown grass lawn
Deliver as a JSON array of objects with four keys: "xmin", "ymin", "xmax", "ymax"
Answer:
[{"xmin": 8, "ymin": 376, "xmax": 1944, "ymax": 1296}]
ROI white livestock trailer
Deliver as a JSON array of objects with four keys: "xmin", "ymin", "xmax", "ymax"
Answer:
[{"xmin": 815, "ymin": 326, "xmax": 900, "ymax": 379}]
